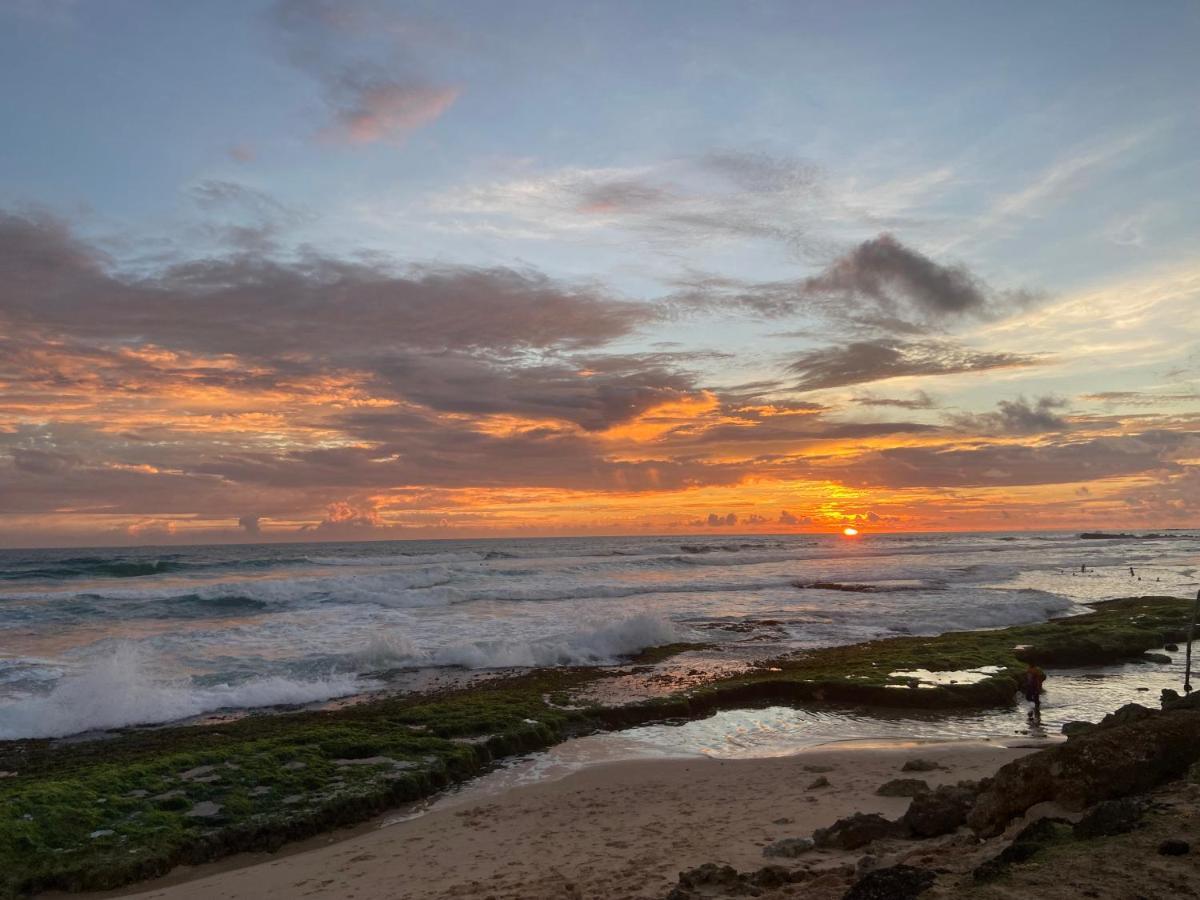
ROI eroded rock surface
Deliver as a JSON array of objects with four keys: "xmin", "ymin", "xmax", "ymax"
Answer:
[
  {"xmin": 900, "ymin": 782, "xmax": 978, "ymax": 838},
  {"xmin": 875, "ymin": 778, "xmax": 929, "ymax": 797},
  {"xmin": 967, "ymin": 708, "xmax": 1200, "ymax": 836},
  {"xmin": 814, "ymin": 813, "xmax": 905, "ymax": 850}
]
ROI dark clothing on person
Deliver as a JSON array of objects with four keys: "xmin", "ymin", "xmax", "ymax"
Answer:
[{"xmin": 1023, "ymin": 666, "xmax": 1046, "ymax": 709}]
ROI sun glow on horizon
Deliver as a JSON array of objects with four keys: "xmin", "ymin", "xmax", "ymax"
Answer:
[{"xmin": 842, "ymin": 526, "xmax": 859, "ymax": 537}]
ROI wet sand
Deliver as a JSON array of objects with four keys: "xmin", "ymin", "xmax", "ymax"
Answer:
[{"xmin": 103, "ymin": 740, "xmax": 1037, "ymax": 900}]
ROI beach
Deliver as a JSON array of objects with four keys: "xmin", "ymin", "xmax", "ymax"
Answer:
[
  {"xmin": 101, "ymin": 740, "xmax": 1033, "ymax": 900},
  {"xmin": 6, "ymin": 592, "xmax": 1200, "ymax": 898}
]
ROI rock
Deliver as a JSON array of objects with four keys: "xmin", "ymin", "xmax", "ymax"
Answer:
[
  {"xmin": 1143, "ymin": 652, "xmax": 1173, "ymax": 664},
  {"xmin": 1061, "ymin": 721, "xmax": 1095, "ymax": 737},
  {"xmin": 1162, "ymin": 688, "xmax": 1182, "ymax": 708},
  {"xmin": 151, "ymin": 789, "xmax": 185, "ymax": 801},
  {"xmin": 973, "ymin": 818, "xmax": 1071, "ymax": 882},
  {"xmin": 771, "ymin": 816, "xmax": 793, "ymax": 825},
  {"xmin": 901, "ymin": 758, "xmax": 941, "ymax": 772},
  {"xmin": 814, "ymin": 813, "xmax": 905, "ymax": 850},
  {"xmin": 178, "ymin": 764, "xmax": 218, "ymax": 782},
  {"xmin": 676, "ymin": 862, "xmax": 740, "ymax": 889},
  {"xmin": 250, "ymin": 786, "xmax": 271, "ymax": 796},
  {"xmin": 667, "ymin": 863, "xmax": 740, "ymax": 899},
  {"xmin": 185, "ymin": 801, "xmax": 222, "ymax": 818},
  {"xmin": 1097, "ymin": 703, "xmax": 1156, "ymax": 730},
  {"xmin": 1073, "ymin": 797, "xmax": 1146, "ymax": 838},
  {"xmin": 746, "ymin": 865, "xmax": 806, "ymax": 889},
  {"xmin": 842, "ymin": 864, "xmax": 936, "ymax": 900},
  {"xmin": 803, "ymin": 764, "xmax": 834, "ymax": 773},
  {"xmin": 1163, "ymin": 690, "xmax": 1200, "ymax": 712},
  {"xmin": 876, "ymin": 778, "xmax": 929, "ymax": 797},
  {"xmin": 282, "ymin": 760, "xmax": 307, "ymax": 771},
  {"xmin": 808, "ymin": 775, "xmax": 831, "ymax": 789},
  {"xmin": 667, "ymin": 862, "xmax": 807, "ymax": 898},
  {"xmin": 901, "ymin": 782, "xmax": 978, "ymax": 838},
  {"xmin": 125, "ymin": 789, "xmax": 149, "ymax": 798},
  {"xmin": 1165, "ymin": 643, "xmax": 1180, "ymax": 652},
  {"xmin": 967, "ymin": 708, "xmax": 1200, "ymax": 836},
  {"xmin": 1158, "ymin": 839, "xmax": 1190, "ymax": 856},
  {"xmin": 763, "ymin": 837, "xmax": 813, "ymax": 858},
  {"xmin": 89, "ymin": 829, "xmax": 115, "ymax": 839},
  {"xmin": 333, "ymin": 756, "xmax": 411, "ymax": 767}
]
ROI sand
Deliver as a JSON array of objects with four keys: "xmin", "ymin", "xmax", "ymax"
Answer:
[{"xmin": 101, "ymin": 739, "xmax": 1037, "ymax": 900}]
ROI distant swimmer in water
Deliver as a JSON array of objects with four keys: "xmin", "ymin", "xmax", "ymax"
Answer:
[
  {"xmin": 1080, "ymin": 563, "xmax": 1087, "ymax": 573},
  {"xmin": 1023, "ymin": 662, "xmax": 1046, "ymax": 722},
  {"xmin": 1130, "ymin": 566, "xmax": 1135, "ymax": 577}
]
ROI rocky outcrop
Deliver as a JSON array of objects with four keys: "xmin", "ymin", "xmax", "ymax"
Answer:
[
  {"xmin": 1096, "ymin": 703, "xmax": 1155, "ymax": 729},
  {"xmin": 875, "ymin": 778, "xmax": 929, "ymax": 797},
  {"xmin": 762, "ymin": 837, "xmax": 812, "ymax": 858},
  {"xmin": 813, "ymin": 813, "xmax": 906, "ymax": 850},
  {"xmin": 1162, "ymin": 688, "xmax": 1200, "ymax": 712},
  {"xmin": 842, "ymin": 864, "xmax": 935, "ymax": 900},
  {"xmin": 967, "ymin": 709, "xmax": 1200, "ymax": 836},
  {"xmin": 665, "ymin": 862, "xmax": 809, "ymax": 898},
  {"xmin": 901, "ymin": 782, "xmax": 977, "ymax": 838}
]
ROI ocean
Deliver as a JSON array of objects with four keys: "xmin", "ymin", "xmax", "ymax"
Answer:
[{"xmin": 1, "ymin": 531, "xmax": 1196, "ymax": 741}]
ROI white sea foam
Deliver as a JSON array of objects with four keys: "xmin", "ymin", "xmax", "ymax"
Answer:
[
  {"xmin": 434, "ymin": 613, "xmax": 682, "ymax": 668},
  {"xmin": 4, "ymin": 531, "xmax": 1198, "ymax": 741},
  {"xmin": 355, "ymin": 613, "xmax": 682, "ymax": 669},
  {"xmin": 0, "ymin": 645, "xmax": 366, "ymax": 740}
]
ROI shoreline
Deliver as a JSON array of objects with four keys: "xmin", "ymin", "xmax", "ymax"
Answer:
[
  {"xmin": 3, "ymin": 595, "xmax": 1194, "ymax": 898},
  {"xmin": 90, "ymin": 739, "xmax": 1037, "ymax": 900}
]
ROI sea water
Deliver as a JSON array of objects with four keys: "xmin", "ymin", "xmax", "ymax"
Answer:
[{"xmin": 1, "ymin": 531, "xmax": 1196, "ymax": 740}]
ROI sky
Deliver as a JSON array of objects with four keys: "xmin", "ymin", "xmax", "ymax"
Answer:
[{"xmin": 0, "ymin": 0, "xmax": 1198, "ymax": 547}]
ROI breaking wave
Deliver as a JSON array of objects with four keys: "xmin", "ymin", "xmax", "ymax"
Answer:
[
  {"xmin": 359, "ymin": 613, "xmax": 683, "ymax": 670},
  {"xmin": 0, "ymin": 645, "xmax": 366, "ymax": 740}
]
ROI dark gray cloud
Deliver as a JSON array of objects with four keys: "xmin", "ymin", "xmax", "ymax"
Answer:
[
  {"xmin": 787, "ymin": 339, "xmax": 1042, "ymax": 392},
  {"xmin": 830, "ymin": 431, "xmax": 1196, "ymax": 489},
  {"xmin": 368, "ymin": 354, "xmax": 695, "ymax": 431},
  {"xmin": 803, "ymin": 234, "xmax": 987, "ymax": 317},
  {"xmin": 0, "ymin": 211, "xmax": 650, "ymax": 357},
  {"xmin": 0, "ymin": 210, "xmax": 686, "ymax": 440},
  {"xmin": 666, "ymin": 233, "xmax": 1039, "ymax": 339},
  {"xmin": 12, "ymin": 448, "xmax": 80, "ymax": 475},
  {"xmin": 949, "ymin": 395, "xmax": 1069, "ymax": 435}
]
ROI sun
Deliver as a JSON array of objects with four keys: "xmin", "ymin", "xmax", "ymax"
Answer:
[{"xmin": 842, "ymin": 526, "xmax": 859, "ymax": 537}]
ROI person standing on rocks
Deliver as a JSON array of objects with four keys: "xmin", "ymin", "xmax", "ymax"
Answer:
[{"xmin": 1023, "ymin": 662, "xmax": 1046, "ymax": 721}]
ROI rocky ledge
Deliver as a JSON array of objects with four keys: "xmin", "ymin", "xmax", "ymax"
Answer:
[{"xmin": 664, "ymin": 688, "xmax": 1200, "ymax": 899}]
